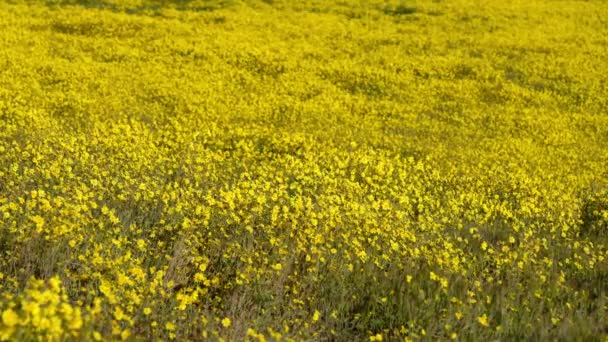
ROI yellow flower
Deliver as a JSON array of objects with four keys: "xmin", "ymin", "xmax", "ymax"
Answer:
[
  {"xmin": 1, "ymin": 309, "xmax": 19, "ymax": 327},
  {"xmin": 481, "ymin": 242, "xmax": 488, "ymax": 251},
  {"xmin": 31, "ymin": 215, "xmax": 45, "ymax": 229},
  {"xmin": 143, "ymin": 307, "xmax": 152, "ymax": 315},
  {"xmin": 121, "ymin": 329, "xmax": 131, "ymax": 340},
  {"xmin": 477, "ymin": 314, "xmax": 490, "ymax": 327},
  {"xmin": 113, "ymin": 307, "xmax": 126, "ymax": 321},
  {"xmin": 68, "ymin": 313, "xmax": 83, "ymax": 331},
  {"xmin": 49, "ymin": 276, "xmax": 62, "ymax": 293},
  {"xmin": 370, "ymin": 333, "xmax": 383, "ymax": 341},
  {"xmin": 312, "ymin": 310, "xmax": 321, "ymax": 322},
  {"xmin": 221, "ymin": 317, "xmax": 231, "ymax": 328}
]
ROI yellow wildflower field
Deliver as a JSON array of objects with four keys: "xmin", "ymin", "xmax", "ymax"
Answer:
[{"xmin": 1, "ymin": 0, "xmax": 607, "ymax": 340}]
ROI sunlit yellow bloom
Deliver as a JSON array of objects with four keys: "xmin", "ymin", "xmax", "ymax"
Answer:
[
  {"xmin": 477, "ymin": 314, "xmax": 490, "ymax": 327},
  {"xmin": 370, "ymin": 333, "xmax": 383, "ymax": 341},
  {"xmin": 1, "ymin": 309, "xmax": 19, "ymax": 328}
]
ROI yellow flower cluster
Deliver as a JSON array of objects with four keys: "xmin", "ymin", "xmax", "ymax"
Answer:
[
  {"xmin": 1, "ymin": 277, "xmax": 82, "ymax": 341},
  {"xmin": 0, "ymin": 0, "xmax": 607, "ymax": 340}
]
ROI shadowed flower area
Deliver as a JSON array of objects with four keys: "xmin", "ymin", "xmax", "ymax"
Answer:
[
  {"xmin": 0, "ymin": 0, "xmax": 607, "ymax": 340},
  {"xmin": 44, "ymin": 0, "xmax": 242, "ymax": 12}
]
